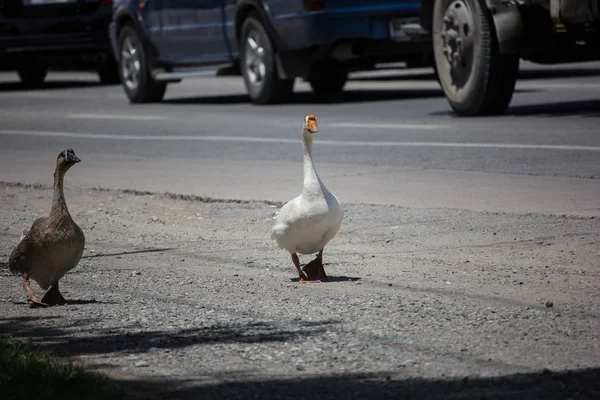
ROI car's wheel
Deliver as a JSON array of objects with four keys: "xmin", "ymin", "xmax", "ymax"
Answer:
[
  {"xmin": 18, "ymin": 66, "xmax": 47, "ymax": 88},
  {"xmin": 97, "ymin": 57, "xmax": 121, "ymax": 85},
  {"xmin": 118, "ymin": 24, "xmax": 166, "ymax": 103},
  {"xmin": 307, "ymin": 62, "xmax": 348, "ymax": 96},
  {"xmin": 240, "ymin": 14, "xmax": 294, "ymax": 104},
  {"xmin": 432, "ymin": 0, "xmax": 519, "ymax": 116}
]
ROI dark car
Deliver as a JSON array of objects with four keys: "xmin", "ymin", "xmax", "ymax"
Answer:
[
  {"xmin": 0, "ymin": 0, "xmax": 119, "ymax": 87},
  {"xmin": 110, "ymin": 0, "xmax": 430, "ymax": 104}
]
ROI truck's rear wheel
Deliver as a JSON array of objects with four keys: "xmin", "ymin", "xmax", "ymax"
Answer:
[
  {"xmin": 433, "ymin": 0, "xmax": 519, "ymax": 116},
  {"xmin": 118, "ymin": 25, "xmax": 166, "ymax": 103},
  {"xmin": 240, "ymin": 15, "xmax": 294, "ymax": 104}
]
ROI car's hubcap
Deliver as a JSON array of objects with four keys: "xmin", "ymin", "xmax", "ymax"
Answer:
[
  {"xmin": 440, "ymin": 0, "xmax": 474, "ymax": 87},
  {"xmin": 121, "ymin": 36, "xmax": 141, "ymax": 91},
  {"xmin": 244, "ymin": 31, "xmax": 266, "ymax": 88}
]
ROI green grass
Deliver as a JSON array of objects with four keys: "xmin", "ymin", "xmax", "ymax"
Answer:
[{"xmin": 0, "ymin": 337, "xmax": 144, "ymax": 400}]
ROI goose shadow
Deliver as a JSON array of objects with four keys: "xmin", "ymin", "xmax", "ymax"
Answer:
[
  {"xmin": 9, "ymin": 298, "xmax": 116, "ymax": 307},
  {"xmin": 82, "ymin": 247, "xmax": 174, "ymax": 259},
  {"xmin": 290, "ymin": 276, "xmax": 361, "ymax": 283}
]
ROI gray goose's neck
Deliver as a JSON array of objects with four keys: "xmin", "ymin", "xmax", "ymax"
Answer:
[{"xmin": 51, "ymin": 167, "xmax": 71, "ymax": 218}]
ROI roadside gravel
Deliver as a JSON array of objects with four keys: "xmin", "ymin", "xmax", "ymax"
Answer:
[{"xmin": 1, "ymin": 182, "xmax": 599, "ymax": 399}]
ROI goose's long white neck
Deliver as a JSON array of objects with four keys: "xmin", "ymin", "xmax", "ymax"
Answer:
[{"xmin": 302, "ymin": 131, "xmax": 327, "ymax": 198}]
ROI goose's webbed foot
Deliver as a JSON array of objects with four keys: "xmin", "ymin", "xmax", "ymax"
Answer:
[{"xmin": 24, "ymin": 278, "xmax": 48, "ymax": 308}]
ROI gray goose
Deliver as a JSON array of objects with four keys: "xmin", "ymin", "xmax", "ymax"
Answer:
[{"xmin": 9, "ymin": 149, "xmax": 85, "ymax": 307}]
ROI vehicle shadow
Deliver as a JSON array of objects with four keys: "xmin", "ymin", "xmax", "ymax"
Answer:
[
  {"xmin": 351, "ymin": 66, "xmax": 600, "ymax": 82},
  {"xmin": 0, "ymin": 81, "xmax": 104, "ymax": 92},
  {"xmin": 429, "ymin": 99, "xmax": 600, "ymax": 118},
  {"xmin": 163, "ymin": 88, "xmax": 444, "ymax": 105},
  {"xmin": 506, "ymin": 99, "xmax": 600, "ymax": 117},
  {"xmin": 350, "ymin": 70, "xmax": 437, "ymax": 82},
  {"xmin": 518, "ymin": 67, "xmax": 600, "ymax": 80}
]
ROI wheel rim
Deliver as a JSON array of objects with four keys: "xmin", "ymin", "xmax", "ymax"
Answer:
[
  {"xmin": 244, "ymin": 31, "xmax": 266, "ymax": 89},
  {"xmin": 120, "ymin": 36, "xmax": 141, "ymax": 91},
  {"xmin": 439, "ymin": 0, "xmax": 475, "ymax": 88}
]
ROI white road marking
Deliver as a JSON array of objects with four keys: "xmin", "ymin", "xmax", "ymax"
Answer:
[
  {"xmin": 330, "ymin": 122, "xmax": 445, "ymax": 130},
  {"xmin": 1, "ymin": 129, "xmax": 600, "ymax": 152},
  {"xmin": 67, "ymin": 113, "xmax": 166, "ymax": 121}
]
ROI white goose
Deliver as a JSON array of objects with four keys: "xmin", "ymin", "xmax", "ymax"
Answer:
[{"xmin": 271, "ymin": 114, "xmax": 343, "ymax": 282}]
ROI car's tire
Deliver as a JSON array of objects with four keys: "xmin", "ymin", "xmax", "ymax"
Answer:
[
  {"xmin": 432, "ymin": 0, "xmax": 519, "ymax": 116},
  {"xmin": 118, "ymin": 24, "xmax": 166, "ymax": 103},
  {"xmin": 240, "ymin": 14, "xmax": 294, "ymax": 104},
  {"xmin": 97, "ymin": 57, "xmax": 121, "ymax": 85},
  {"xmin": 307, "ymin": 62, "xmax": 348, "ymax": 96},
  {"xmin": 18, "ymin": 66, "xmax": 47, "ymax": 88}
]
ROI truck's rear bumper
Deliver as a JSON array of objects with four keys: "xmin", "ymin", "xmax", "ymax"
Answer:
[{"xmin": 272, "ymin": 4, "xmax": 424, "ymax": 51}]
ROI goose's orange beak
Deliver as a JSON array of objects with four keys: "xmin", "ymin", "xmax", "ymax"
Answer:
[{"xmin": 306, "ymin": 114, "xmax": 319, "ymax": 133}]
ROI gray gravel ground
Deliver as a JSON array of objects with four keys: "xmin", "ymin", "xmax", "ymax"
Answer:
[{"xmin": 1, "ymin": 182, "xmax": 599, "ymax": 399}]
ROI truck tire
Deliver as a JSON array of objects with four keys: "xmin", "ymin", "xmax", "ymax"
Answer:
[
  {"xmin": 118, "ymin": 25, "xmax": 166, "ymax": 103},
  {"xmin": 18, "ymin": 66, "xmax": 47, "ymax": 88},
  {"xmin": 240, "ymin": 15, "xmax": 294, "ymax": 104},
  {"xmin": 432, "ymin": 0, "xmax": 519, "ymax": 116},
  {"xmin": 307, "ymin": 62, "xmax": 348, "ymax": 96}
]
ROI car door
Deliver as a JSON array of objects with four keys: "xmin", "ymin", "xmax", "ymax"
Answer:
[{"xmin": 157, "ymin": 0, "xmax": 230, "ymax": 64}]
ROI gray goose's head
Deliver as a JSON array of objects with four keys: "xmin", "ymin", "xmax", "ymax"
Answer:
[{"xmin": 56, "ymin": 148, "xmax": 81, "ymax": 173}]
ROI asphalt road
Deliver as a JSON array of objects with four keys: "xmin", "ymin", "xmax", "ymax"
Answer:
[{"xmin": 0, "ymin": 61, "xmax": 599, "ymax": 216}]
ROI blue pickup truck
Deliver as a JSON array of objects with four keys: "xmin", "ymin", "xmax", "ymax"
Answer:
[{"xmin": 109, "ymin": 0, "xmax": 429, "ymax": 104}]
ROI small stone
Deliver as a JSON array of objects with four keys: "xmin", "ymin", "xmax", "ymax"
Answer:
[
  {"xmin": 445, "ymin": 281, "xmax": 451, "ymax": 285},
  {"xmin": 546, "ymin": 301, "xmax": 554, "ymax": 308},
  {"xmin": 388, "ymin": 283, "xmax": 392, "ymax": 287},
  {"xmin": 134, "ymin": 361, "xmax": 149, "ymax": 368},
  {"xmin": 151, "ymin": 216, "xmax": 159, "ymax": 222},
  {"xmin": 180, "ymin": 258, "xmax": 185, "ymax": 262},
  {"xmin": 296, "ymin": 363, "xmax": 306, "ymax": 371},
  {"xmin": 131, "ymin": 271, "xmax": 141, "ymax": 276}
]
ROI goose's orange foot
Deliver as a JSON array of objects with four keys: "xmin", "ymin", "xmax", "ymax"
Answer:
[
  {"xmin": 24, "ymin": 278, "xmax": 48, "ymax": 308},
  {"xmin": 299, "ymin": 278, "xmax": 322, "ymax": 284},
  {"xmin": 28, "ymin": 296, "xmax": 49, "ymax": 308}
]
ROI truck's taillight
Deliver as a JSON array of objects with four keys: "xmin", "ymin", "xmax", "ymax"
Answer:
[{"xmin": 304, "ymin": 0, "xmax": 325, "ymax": 11}]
